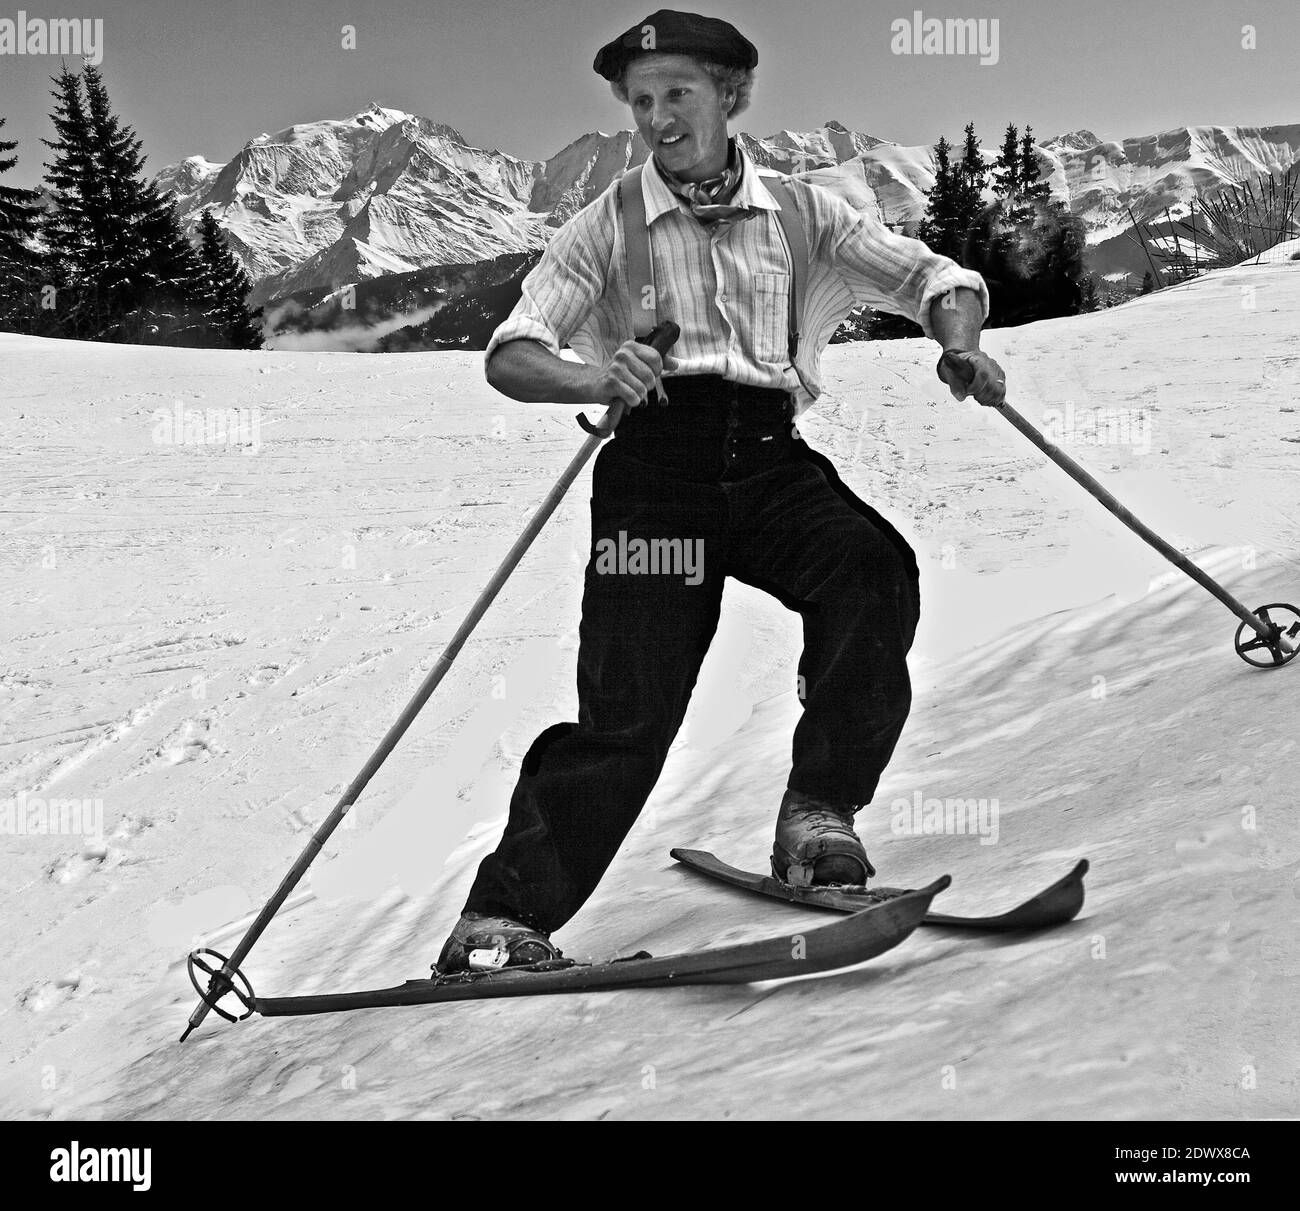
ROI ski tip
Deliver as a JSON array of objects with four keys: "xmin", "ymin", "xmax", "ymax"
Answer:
[{"xmin": 670, "ymin": 847, "xmax": 717, "ymax": 867}]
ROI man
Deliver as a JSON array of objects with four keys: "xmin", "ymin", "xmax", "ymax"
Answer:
[{"xmin": 437, "ymin": 9, "xmax": 1006, "ymax": 972}]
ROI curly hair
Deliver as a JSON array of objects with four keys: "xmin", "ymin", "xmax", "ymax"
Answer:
[{"xmin": 609, "ymin": 59, "xmax": 755, "ymax": 118}]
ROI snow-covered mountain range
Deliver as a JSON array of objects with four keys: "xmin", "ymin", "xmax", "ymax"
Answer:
[{"xmin": 155, "ymin": 104, "xmax": 1300, "ymax": 302}]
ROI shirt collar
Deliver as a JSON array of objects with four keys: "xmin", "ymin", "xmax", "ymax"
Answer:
[{"xmin": 639, "ymin": 140, "xmax": 780, "ymax": 225}]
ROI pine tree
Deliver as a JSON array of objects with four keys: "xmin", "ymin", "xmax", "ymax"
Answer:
[
  {"xmin": 81, "ymin": 63, "xmax": 207, "ymax": 343},
  {"xmin": 0, "ymin": 120, "xmax": 42, "ymax": 246},
  {"xmin": 42, "ymin": 64, "xmax": 210, "ymax": 343},
  {"xmin": 196, "ymin": 209, "xmax": 263, "ymax": 348},
  {"xmin": 0, "ymin": 117, "xmax": 46, "ymax": 333},
  {"xmin": 992, "ymin": 123, "xmax": 1021, "ymax": 204},
  {"xmin": 917, "ymin": 136, "xmax": 963, "ymax": 261},
  {"xmin": 1019, "ymin": 126, "xmax": 1053, "ymax": 209},
  {"xmin": 957, "ymin": 123, "xmax": 987, "ymax": 208},
  {"xmin": 913, "ymin": 123, "xmax": 1088, "ymax": 329},
  {"xmin": 40, "ymin": 64, "xmax": 103, "ymax": 337},
  {"xmin": 955, "ymin": 122, "xmax": 989, "ymax": 267}
]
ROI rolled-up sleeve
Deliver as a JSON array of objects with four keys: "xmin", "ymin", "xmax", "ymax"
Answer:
[
  {"xmin": 823, "ymin": 194, "xmax": 989, "ymax": 340},
  {"xmin": 485, "ymin": 207, "xmax": 611, "ymax": 364}
]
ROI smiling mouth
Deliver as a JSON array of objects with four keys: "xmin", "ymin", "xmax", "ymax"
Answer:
[{"xmin": 659, "ymin": 133, "xmax": 689, "ymax": 147}]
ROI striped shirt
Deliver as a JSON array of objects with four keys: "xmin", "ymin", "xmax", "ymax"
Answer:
[{"xmin": 486, "ymin": 143, "xmax": 990, "ymax": 415}]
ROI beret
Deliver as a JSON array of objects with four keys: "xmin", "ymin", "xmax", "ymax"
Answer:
[{"xmin": 593, "ymin": 9, "xmax": 757, "ymax": 80}]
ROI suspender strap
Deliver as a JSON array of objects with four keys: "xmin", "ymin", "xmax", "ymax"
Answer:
[
  {"xmin": 617, "ymin": 163, "xmax": 656, "ymax": 337},
  {"xmin": 760, "ymin": 174, "xmax": 808, "ymax": 364}
]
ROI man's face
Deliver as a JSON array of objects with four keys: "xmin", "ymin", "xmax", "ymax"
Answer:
[{"xmin": 623, "ymin": 54, "xmax": 735, "ymax": 181}]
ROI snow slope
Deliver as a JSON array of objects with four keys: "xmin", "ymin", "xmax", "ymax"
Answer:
[{"xmin": 1, "ymin": 256, "xmax": 1298, "ymax": 1120}]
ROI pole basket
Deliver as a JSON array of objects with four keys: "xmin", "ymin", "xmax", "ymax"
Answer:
[
  {"xmin": 187, "ymin": 948, "xmax": 256, "ymax": 1024},
  {"xmin": 1234, "ymin": 603, "xmax": 1300, "ymax": 668}
]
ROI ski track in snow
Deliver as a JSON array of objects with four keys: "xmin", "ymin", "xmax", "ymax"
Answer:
[{"xmin": 1, "ymin": 255, "xmax": 1299, "ymax": 1120}]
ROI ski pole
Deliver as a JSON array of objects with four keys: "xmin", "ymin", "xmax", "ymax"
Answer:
[
  {"xmin": 940, "ymin": 351, "xmax": 1298, "ymax": 668},
  {"xmin": 180, "ymin": 321, "xmax": 681, "ymax": 1040}
]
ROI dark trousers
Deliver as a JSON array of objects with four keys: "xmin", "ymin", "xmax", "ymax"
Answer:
[{"xmin": 463, "ymin": 379, "xmax": 921, "ymax": 932}]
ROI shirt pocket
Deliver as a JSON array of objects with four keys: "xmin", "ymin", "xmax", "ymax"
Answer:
[{"xmin": 746, "ymin": 271, "xmax": 792, "ymax": 365}]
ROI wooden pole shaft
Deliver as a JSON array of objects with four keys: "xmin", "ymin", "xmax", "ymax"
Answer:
[
  {"xmin": 180, "ymin": 429, "xmax": 606, "ymax": 1039},
  {"xmin": 994, "ymin": 401, "xmax": 1294, "ymax": 653},
  {"xmin": 181, "ymin": 322, "xmax": 680, "ymax": 1040}
]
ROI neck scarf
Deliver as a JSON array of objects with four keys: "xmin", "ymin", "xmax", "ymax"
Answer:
[{"xmin": 654, "ymin": 139, "xmax": 756, "ymax": 228}]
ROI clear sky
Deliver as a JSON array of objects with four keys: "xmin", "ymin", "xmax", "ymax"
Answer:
[{"xmin": 0, "ymin": 0, "xmax": 1296, "ymax": 188}]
